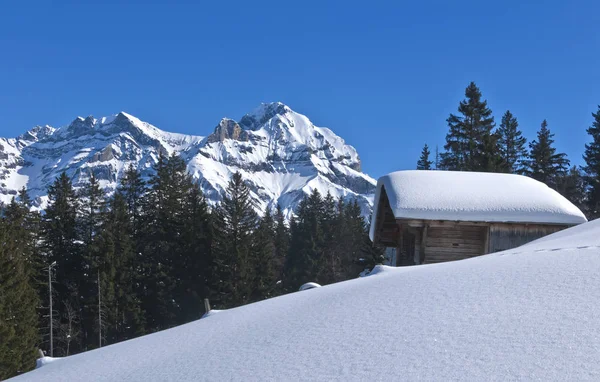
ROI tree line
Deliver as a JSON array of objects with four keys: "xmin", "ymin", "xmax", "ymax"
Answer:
[
  {"xmin": 416, "ymin": 81, "xmax": 598, "ymax": 217},
  {"xmin": 0, "ymin": 155, "xmax": 382, "ymax": 379}
]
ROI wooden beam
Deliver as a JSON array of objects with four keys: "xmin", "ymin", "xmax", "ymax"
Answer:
[{"xmin": 398, "ymin": 219, "xmax": 490, "ymax": 228}]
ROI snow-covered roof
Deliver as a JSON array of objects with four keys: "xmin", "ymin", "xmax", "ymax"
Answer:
[
  {"xmin": 12, "ymin": 219, "xmax": 600, "ymax": 381},
  {"xmin": 370, "ymin": 170, "xmax": 586, "ymax": 240}
]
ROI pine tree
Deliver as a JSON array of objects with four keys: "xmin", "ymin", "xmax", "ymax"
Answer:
[
  {"xmin": 95, "ymin": 193, "xmax": 145, "ymax": 344},
  {"xmin": 7, "ymin": 189, "xmax": 42, "ymax": 273},
  {"xmin": 250, "ymin": 209, "xmax": 278, "ymax": 301},
  {"xmin": 272, "ymin": 205, "xmax": 289, "ymax": 285},
  {"xmin": 334, "ymin": 199, "xmax": 361, "ymax": 281},
  {"xmin": 210, "ymin": 172, "xmax": 258, "ymax": 308},
  {"xmin": 525, "ymin": 120, "xmax": 569, "ymax": 189},
  {"xmin": 118, "ymin": 163, "xmax": 147, "ymax": 329},
  {"xmin": 119, "ymin": 165, "xmax": 146, "ymax": 234},
  {"xmin": 79, "ymin": 173, "xmax": 105, "ymax": 246},
  {"xmin": 43, "ymin": 173, "xmax": 80, "ymax": 268},
  {"xmin": 319, "ymin": 192, "xmax": 339, "ymax": 283},
  {"xmin": 440, "ymin": 82, "xmax": 496, "ymax": 171},
  {"xmin": 479, "ymin": 130, "xmax": 504, "ymax": 172},
  {"xmin": 42, "ymin": 173, "xmax": 82, "ymax": 354},
  {"xmin": 139, "ymin": 154, "xmax": 193, "ymax": 331},
  {"xmin": 417, "ymin": 144, "xmax": 433, "ymax": 170},
  {"xmin": 285, "ymin": 189, "xmax": 325, "ymax": 290},
  {"xmin": 78, "ymin": 173, "xmax": 106, "ymax": 349},
  {"xmin": 582, "ymin": 106, "xmax": 600, "ymax": 218},
  {"xmin": 177, "ymin": 184, "xmax": 212, "ymax": 322},
  {"xmin": 0, "ymin": 202, "xmax": 40, "ymax": 379},
  {"xmin": 497, "ymin": 110, "xmax": 528, "ymax": 174},
  {"xmin": 557, "ymin": 166, "xmax": 587, "ymax": 215}
]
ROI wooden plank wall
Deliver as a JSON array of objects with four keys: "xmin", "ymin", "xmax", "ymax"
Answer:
[
  {"xmin": 423, "ymin": 225, "xmax": 487, "ymax": 264},
  {"xmin": 488, "ymin": 223, "xmax": 565, "ymax": 253},
  {"xmin": 375, "ymin": 187, "xmax": 400, "ymax": 247}
]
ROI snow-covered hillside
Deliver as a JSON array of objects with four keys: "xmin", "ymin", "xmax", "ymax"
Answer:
[
  {"xmin": 0, "ymin": 103, "xmax": 375, "ymax": 216},
  {"xmin": 12, "ymin": 219, "xmax": 600, "ymax": 381}
]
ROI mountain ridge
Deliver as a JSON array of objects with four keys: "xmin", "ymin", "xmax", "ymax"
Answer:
[{"xmin": 0, "ymin": 103, "xmax": 376, "ymax": 217}]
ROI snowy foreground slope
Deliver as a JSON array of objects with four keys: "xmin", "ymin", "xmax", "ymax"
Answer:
[
  {"xmin": 0, "ymin": 103, "xmax": 375, "ymax": 216},
  {"xmin": 12, "ymin": 220, "xmax": 600, "ymax": 381}
]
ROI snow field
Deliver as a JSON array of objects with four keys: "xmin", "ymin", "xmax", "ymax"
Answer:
[{"xmin": 12, "ymin": 219, "xmax": 600, "ymax": 381}]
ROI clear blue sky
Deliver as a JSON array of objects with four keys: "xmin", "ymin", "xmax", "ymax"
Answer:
[{"xmin": 1, "ymin": 0, "xmax": 599, "ymax": 178}]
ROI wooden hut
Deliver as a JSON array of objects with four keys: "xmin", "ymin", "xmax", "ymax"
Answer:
[{"xmin": 369, "ymin": 170, "xmax": 587, "ymax": 266}]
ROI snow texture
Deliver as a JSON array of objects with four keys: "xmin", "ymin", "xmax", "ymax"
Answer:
[
  {"xmin": 0, "ymin": 103, "xmax": 375, "ymax": 218},
  {"xmin": 34, "ymin": 357, "xmax": 60, "ymax": 369},
  {"xmin": 298, "ymin": 282, "xmax": 321, "ymax": 291},
  {"xmin": 370, "ymin": 170, "xmax": 587, "ymax": 240},
  {"xmin": 11, "ymin": 218, "xmax": 600, "ymax": 381}
]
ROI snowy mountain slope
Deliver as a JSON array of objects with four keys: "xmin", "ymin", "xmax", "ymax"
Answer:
[
  {"xmin": 12, "ymin": 219, "xmax": 600, "ymax": 381},
  {"xmin": 0, "ymin": 103, "xmax": 375, "ymax": 216}
]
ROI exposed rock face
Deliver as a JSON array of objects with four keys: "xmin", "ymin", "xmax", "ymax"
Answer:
[
  {"xmin": 0, "ymin": 103, "xmax": 376, "ymax": 217},
  {"xmin": 206, "ymin": 119, "xmax": 249, "ymax": 143}
]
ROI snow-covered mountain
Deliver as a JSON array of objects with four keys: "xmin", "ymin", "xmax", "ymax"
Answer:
[{"xmin": 0, "ymin": 102, "xmax": 375, "ymax": 216}]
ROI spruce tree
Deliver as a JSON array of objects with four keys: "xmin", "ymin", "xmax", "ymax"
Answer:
[
  {"xmin": 319, "ymin": 197, "xmax": 345, "ymax": 284},
  {"xmin": 43, "ymin": 173, "xmax": 80, "ymax": 268},
  {"xmin": 139, "ymin": 154, "xmax": 193, "ymax": 331},
  {"xmin": 118, "ymin": 164, "xmax": 147, "ymax": 327},
  {"xmin": 210, "ymin": 172, "xmax": 258, "ymax": 308},
  {"xmin": 497, "ymin": 110, "xmax": 528, "ymax": 174},
  {"xmin": 250, "ymin": 209, "xmax": 278, "ymax": 301},
  {"xmin": 78, "ymin": 173, "xmax": 106, "ymax": 349},
  {"xmin": 0, "ymin": 203, "xmax": 40, "ymax": 379},
  {"xmin": 7, "ymin": 189, "xmax": 42, "ymax": 273},
  {"xmin": 440, "ymin": 82, "xmax": 496, "ymax": 171},
  {"xmin": 557, "ymin": 166, "xmax": 587, "ymax": 215},
  {"xmin": 417, "ymin": 144, "xmax": 433, "ymax": 170},
  {"xmin": 42, "ymin": 173, "xmax": 82, "ymax": 354},
  {"xmin": 119, "ymin": 165, "xmax": 146, "ymax": 236},
  {"xmin": 342, "ymin": 200, "xmax": 372, "ymax": 278},
  {"xmin": 525, "ymin": 120, "xmax": 569, "ymax": 189},
  {"xmin": 273, "ymin": 205, "xmax": 289, "ymax": 285},
  {"xmin": 320, "ymin": 192, "xmax": 338, "ymax": 284},
  {"xmin": 96, "ymin": 193, "xmax": 145, "ymax": 344},
  {"xmin": 480, "ymin": 130, "xmax": 504, "ymax": 172},
  {"xmin": 79, "ymin": 173, "xmax": 105, "ymax": 246},
  {"xmin": 285, "ymin": 189, "xmax": 325, "ymax": 290},
  {"xmin": 582, "ymin": 106, "xmax": 600, "ymax": 218},
  {"xmin": 177, "ymin": 184, "xmax": 212, "ymax": 322}
]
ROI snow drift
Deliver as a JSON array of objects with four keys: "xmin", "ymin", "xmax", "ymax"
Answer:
[{"xmin": 11, "ymin": 219, "xmax": 600, "ymax": 381}]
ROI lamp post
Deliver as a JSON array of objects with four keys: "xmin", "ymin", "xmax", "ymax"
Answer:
[{"xmin": 48, "ymin": 261, "xmax": 57, "ymax": 357}]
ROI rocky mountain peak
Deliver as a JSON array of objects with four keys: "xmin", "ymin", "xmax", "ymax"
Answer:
[
  {"xmin": 239, "ymin": 102, "xmax": 290, "ymax": 130},
  {"xmin": 17, "ymin": 125, "xmax": 56, "ymax": 143},
  {"xmin": 67, "ymin": 115, "xmax": 96, "ymax": 134},
  {"xmin": 206, "ymin": 118, "xmax": 249, "ymax": 143}
]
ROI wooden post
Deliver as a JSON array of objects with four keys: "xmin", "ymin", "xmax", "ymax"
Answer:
[
  {"xmin": 483, "ymin": 225, "xmax": 490, "ymax": 255},
  {"xmin": 420, "ymin": 225, "xmax": 428, "ymax": 264},
  {"xmin": 204, "ymin": 298, "xmax": 211, "ymax": 313},
  {"xmin": 398, "ymin": 224, "xmax": 404, "ymax": 266}
]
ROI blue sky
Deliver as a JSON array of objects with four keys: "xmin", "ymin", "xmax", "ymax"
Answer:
[{"xmin": 1, "ymin": 0, "xmax": 599, "ymax": 178}]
